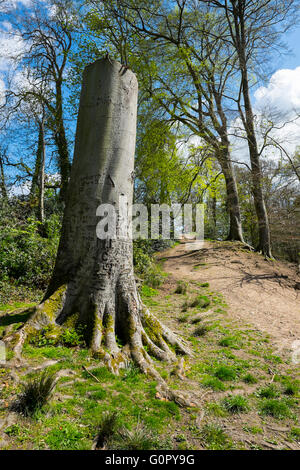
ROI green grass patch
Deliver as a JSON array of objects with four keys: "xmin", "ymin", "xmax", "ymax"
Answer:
[
  {"xmin": 214, "ymin": 365, "xmax": 237, "ymax": 381},
  {"xmin": 201, "ymin": 424, "xmax": 233, "ymax": 450},
  {"xmin": 222, "ymin": 395, "xmax": 250, "ymax": 414},
  {"xmin": 259, "ymin": 398, "xmax": 294, "ymax": 419}
]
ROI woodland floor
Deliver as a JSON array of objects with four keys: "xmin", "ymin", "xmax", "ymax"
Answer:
[{"xmin": 0, "ymin": 240, "xmax": 299, "ymax": 450}]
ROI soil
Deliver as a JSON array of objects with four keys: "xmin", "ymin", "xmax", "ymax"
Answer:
[{"xmin": 159, "ymin": 241, "xmax": 300, "ymax": 356}]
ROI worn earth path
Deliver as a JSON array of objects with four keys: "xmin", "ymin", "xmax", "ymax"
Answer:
[{"xmin": 159, "ymin": 241, "xmax": 300, "ymax": 357}]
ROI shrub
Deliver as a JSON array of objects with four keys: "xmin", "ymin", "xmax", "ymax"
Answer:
[{"xmin": 0, "ymin": 212, "xmax": 60, "ymax": 289}]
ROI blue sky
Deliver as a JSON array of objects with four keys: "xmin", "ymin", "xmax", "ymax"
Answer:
[{"xmin": 1, "ymin": 0, "xmax": 300, "ymax": 192}]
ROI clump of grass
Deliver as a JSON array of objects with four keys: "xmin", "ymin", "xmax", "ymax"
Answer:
[
  {"xmin": 257, "ymin": 384, "xmax": 280, "ymax": 399},
  {"xmin": 205, "ymin": 401, "xmax": 228, "ymax": 417},
  {"xmin": 282, "ymin": 379, "xmax": 299, "ymax": 396},
  {"xmin": 190, "ymin": 315, "xmax": 202, "ymax": 324},
  {"xmin": 190, "ymin": 295, "xmax": 210, "ymax": 309},
  {"xmin": 214, "ymin": 365, "xmax": 237, "ymax": 381},
  {"xmin": 222, "ymin": 395, "xmax": 250, "ymax": 414},
  {"xmin": 181, "ymin": 301, "xmax": 189, "ymax": 312},
  {"xmin": 10, "ymin": 370, "xmax": 56, "ymax": 417},
  {"xmin": 259, "ymin": 399, "xmax": 293, "ymax": 419},
  {"xmin": 141, "ymin": 285, "xmax": 159, "ymax": 297},
  {"xmin": 200, "ymin": 282, "xmax": 209, "ymax": 288},
  {"xmin": 242, "ymin": 373, "xmax": 258, "ymax": 384},
  {"xmin": 115, "ymin": 422, "xmax": 169, "ymax": 450},
  {"xmin": 201, "ymin": 424, "xmax": 232, "ymax": 450},
  {"xmin": 178, "ymin": 314, "xmax": 189, "ymax": 323},
  {"xmin": 192, "ymin": 325, "xmax": 209, "ymax": 337},
  {"xmin": 202, "ymin": 376, "xmax": 226, "ymax": 391},
  {"xmin": 174, "ymin": 281, "xmax": 187, "ymax": 295},
  {"xmin": 94, "ymin": 411, "xmax": 119, "ymax": 449},
  {"xmin": 243, "ymin": 426, "xmax": 263, "ymax": 435},
  {"xmin": 122, "ymin": 363, "xmax": 141, "ymax": 382},
  {"xmin": 219, "ymin": 336, "xmax": 240, "ymax": 349},
  {"xmin": 289, "ymin": 427, "xmax": 300, "ymax": 441}
]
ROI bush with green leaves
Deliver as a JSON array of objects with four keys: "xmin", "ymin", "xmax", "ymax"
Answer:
[
  {"xmin": 0, "ymin": 205, "xmax": 61, "ymax": 289},
  {"xmin": 133, "ymin": 239, "xmax": 165, "ymax": 288}
]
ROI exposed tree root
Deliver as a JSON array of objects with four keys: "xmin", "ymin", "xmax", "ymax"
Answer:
[{"xmin": 3, "ymin": 285, "xmax": 196, "ymax": 407}]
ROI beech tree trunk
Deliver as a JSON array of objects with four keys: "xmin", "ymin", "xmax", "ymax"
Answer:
[{"xmin": 6, "ymin": 59, "xmax": 190, "ymax": 395}]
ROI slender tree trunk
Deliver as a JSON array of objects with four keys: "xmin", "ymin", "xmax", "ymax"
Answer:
[
  {"xmin": 211, "ymin": 193, "xmax": 217, "ymax": 238},
  {"xmin": 233, "ymin": 2, "xmax": 272, "ymax": 257},
  {"xmin": 30, "ymin": 125, "xmax": 43, "ymax": 198},
  {"xmin": 38, "ymin": 118, "xmax": 46, "ymax": 223},
  {"xmin": 6, "ymin": 59, "xmax": 190, "ymax": 397},
  {"xmin": 0, "ymin": 152, "xmax": 7, "ymax": 200},
  {"xmin": 217, "ymin": 146, "xmax": 244, "ymax": 243},
  {"xmin": 240, "ymin": 76, "xmax": 271, "ymax": 256}
]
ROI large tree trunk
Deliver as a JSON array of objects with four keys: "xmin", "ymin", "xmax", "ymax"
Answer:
[
  {"xmin": 54, "ymin": 80, "xmax": 71, "ymax": 203},
  {"xmin": 5, "ymin": 59, "xmax": 190, "ymax": 398}
]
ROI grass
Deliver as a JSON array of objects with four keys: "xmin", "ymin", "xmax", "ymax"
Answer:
[
  {"xmin": 141, "ymin": 285, "xmax": 159, "ymax": 297},
  {"xmin": 257, "ymin": 384, "xmax": 280, "ymax": 399},
  {"xmin": 289, "ymin": 427, "xmax": 300, "ymax": 441},
  {"xmin": 192, "ymin": 325, "xmax": 209, "ymax": 337},
  {"xmin": 214, "ymin": 365, "xmax": 237, "ymax": 381},
  {"xmin": 242, "ymin": 373, "xmax": 258, "ymax": 384},
  {"xmin": 282, "ymin": 378, "xmax": 299, "ymax": 396},
  {"xmin": 201, "ymin": 376, "xmax": 226, "ymax": 391},
  {"xmin": 93, "ymin": 411, "xmax": 119, "ymax": 449},
  {"xmin": 114, "ymin": 422, "xmax": 170, "ymax": 450},
  {"xmin": 222, "ymin": 395, "xmax": 250, "ymax": 414},
  {"xmin": 219, "ymin": 336, "xmax": 241, "ymax": 349},
  {"xmin": 174, "ymin": 281, "xmax": 188, "ymax": 295},
  {"xmin": 259, "ymin": 399, "xmax": 294, "ymax": 419},
  {"xmin": 10, "ymin": 370, "xmax": 56, "ymax": 417},
  {"xmin": 1, "ymin": 252, "xmax": 299, "ymax": 450},
  {"xmin": 201, "ymin": 424, "xmax": 233, "ymax": 450},
  {"xmin": 190, "ymin": 295, "xmax": 210, "ymax": 309}
]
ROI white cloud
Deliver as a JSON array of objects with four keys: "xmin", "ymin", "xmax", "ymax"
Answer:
[
  {"xmin": 230, "ymin": 67, "xmax": 300, "ymax": 165},
  {"xmin": 0, "ymin": 22, "xmax": 26, "ymax": 71},
  {"xmin": 254, "ymin": 67, "xmax": 300, "ymax": 117},
  {"xmin": 0, "ymin": 77, "xmax": 5, "ymax": 104},
  {"xmin": 0, "ymin": 1, "xmax": 33, "ymax": 13}
]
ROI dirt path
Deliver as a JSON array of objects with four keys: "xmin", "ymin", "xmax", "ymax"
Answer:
[{"xmin": 159, "ymin": 241, "xmax": 300, "ymax": 356}]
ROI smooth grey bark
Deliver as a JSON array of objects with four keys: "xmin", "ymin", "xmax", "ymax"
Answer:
[{"xmin": 6, "ymin": 59, "xmax": 190, "ymax": 393}]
